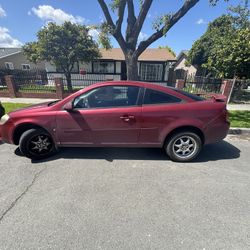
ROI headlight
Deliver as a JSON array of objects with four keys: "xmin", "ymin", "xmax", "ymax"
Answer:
[{"xmin": 0, "ymin": 114, "xmax": 10, "ymax": 125}]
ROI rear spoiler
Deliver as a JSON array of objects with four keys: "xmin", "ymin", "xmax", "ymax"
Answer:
[{"xmin": 197, "ymin": 93, "xmax": 227, "ymax": 102}]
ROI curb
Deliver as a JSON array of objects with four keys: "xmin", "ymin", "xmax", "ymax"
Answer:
[{"xmin": 228, "ymin": 128, "xmax": 250, "ymax": 135}]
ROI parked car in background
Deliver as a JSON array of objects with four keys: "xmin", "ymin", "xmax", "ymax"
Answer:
[{"xmin": 0, "ymin": 81, "xmax": 230, "ymax": 162}]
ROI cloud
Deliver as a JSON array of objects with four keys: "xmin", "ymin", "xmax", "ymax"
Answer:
[
  {"xmin": 138, "ymin": 32, "xmax": 148, "ymax": 42},
  {"xmin": 196, "ymin": 18, "xmax": 207, "ymax": 25},
  {"xmin": 0, "ymin": 5, "xmax": 6, "ymax": 17},
  {"xmin": 88, "ymin": 29, "xmax": 100, "ymax": 40},
  {"xmin": 0, "ymin": 27, "xmax": 23, "ymax": 47},
  {"xmin": 31, "ymin": 5, "xmax": 86, "ymax": 24}
]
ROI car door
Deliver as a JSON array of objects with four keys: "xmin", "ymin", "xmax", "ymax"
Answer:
[
  {"xmin": 140, "ymin": 88, "xmax": 183, "ymax": 145},
  {"xmin": 56, "ymin": 85, "xmax": 142, "ymax": 146}
]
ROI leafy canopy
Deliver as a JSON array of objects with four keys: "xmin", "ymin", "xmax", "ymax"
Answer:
[
  {"xmin": 188, "ymin": 0, "xmax": 250, "ymax": 78},
  {"xmin": 23, "ymin": 22, "xmax": 100, "ymax": 73}
]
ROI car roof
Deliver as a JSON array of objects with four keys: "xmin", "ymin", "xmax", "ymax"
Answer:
[{"xmin": 84, "ymin": 80, "xmax": 170, "ymax": 91}]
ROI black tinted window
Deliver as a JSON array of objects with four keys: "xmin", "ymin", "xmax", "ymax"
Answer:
[
  {"xmin": 173, "ymin": 88, "xmax": 205, "ymax": 101},
  {"xmin": 143, "ymin": 89, "xmax": 182, "ymax": 105},
  {"xmin": 74, "ymin": 86, "xmax": 140, "ymax": 108}
]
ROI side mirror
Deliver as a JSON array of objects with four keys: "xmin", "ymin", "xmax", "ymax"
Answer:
[{"xmin": 63, "ymin": 102, "xmax": 73, "ymax": 111}]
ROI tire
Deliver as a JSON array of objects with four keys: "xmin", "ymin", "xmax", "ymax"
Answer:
[
  {"xmin": 19, "ymin": 128, "xmax": 57, "ymax": 160},
  {"xmin": 165, "ymin": 131, "xmax": 202, "ymax": 162}
]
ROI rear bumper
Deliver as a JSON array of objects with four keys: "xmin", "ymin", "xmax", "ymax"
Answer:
[{"xmin": 204, "ymin": 121, "xmax": 230, "ymax": 144}]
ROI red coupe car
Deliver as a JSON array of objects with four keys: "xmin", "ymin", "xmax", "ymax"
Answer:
[{"xmin": 0, "ymin": 81, "xmax": 230, "ymax": 162}]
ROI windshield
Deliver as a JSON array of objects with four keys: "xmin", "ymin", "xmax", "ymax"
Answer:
[{"xmin": 48, "ymin": 100, "xmax": 60, "ymax": 106}]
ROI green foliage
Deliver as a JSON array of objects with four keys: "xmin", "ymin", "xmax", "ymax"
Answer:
[
  {"xmin": 25, "ymin": 22, "xmax": 100, "ymax": 68},
  {"xmin": 158, "ymin": 45, "xmax": 176, "ymax": 57},
  {"xmin": 23, "ymin": 22, "xmax": 100, "ymax": 91},
  {"xmin": 188, "ymin": 2, "xmax": 250, "ymax": 78}
]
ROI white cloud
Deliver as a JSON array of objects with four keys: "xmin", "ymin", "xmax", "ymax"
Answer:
[
  {"xmin": 88, "ymin": 29, "xmax": 100, "ymax": 40},
  {"xmin": 0, "ymin": 27, "xmax": 23, "ymax": 47},
  {"xmin": 138, "ymin": 32, "xmax": 148, "ymax": 42},
  {"xmin": 0, "ymin": 5, "xmax": 6, "ymax": 17},
  {"xmin": 31, "ymin": 5, "xmax": 86, "ymax": 24},
  {"xmin": 196, "ymin": 18, "xmax": 207, "ymax": 25}
]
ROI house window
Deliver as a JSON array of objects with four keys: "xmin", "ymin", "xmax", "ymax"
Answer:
[
  {"xmin": 140, "ymin": 63, "xmax": 163, "ymax": 81},
  {"xmin": 93, "ymin": 61, "xmax": 114, "ymax": 74},
  {"xmin": 5, "ymin": 62, "xmax": 14, "ymax": 70},
  {"xmin": 22, "ymin": 64, "xmax": 31, "ymax": 70}
]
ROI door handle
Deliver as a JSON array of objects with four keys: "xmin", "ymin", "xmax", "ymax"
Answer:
[{"xmin": 120, "ymin": 115, "xmax": 135, "ymax": 122}]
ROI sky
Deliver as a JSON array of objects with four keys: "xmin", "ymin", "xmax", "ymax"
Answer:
[{"xmin": 0, "ymin": 0, "xmax": 243, "ymax": 55}]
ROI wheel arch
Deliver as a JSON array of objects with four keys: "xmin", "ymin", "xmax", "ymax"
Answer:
[
  {"xmin": 163, "ymin": 125, "xmax": 205, "ymax": 146},
  {"xmin": 12, "ymin": 123, "xmax": 51, "ymax": 145}
]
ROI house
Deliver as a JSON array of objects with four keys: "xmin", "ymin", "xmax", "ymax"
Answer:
[
  {"xmin": 174, "ymin": 50, "xmax": 197, "ymax": 78},
  {"xmin": 46, "ymin": 48, "xmax": 177, "ymax": 83},
  {"xmin": 0, "ymin": 47, "xmax": 176, "ymax": 83},
  {"xmin": 0, "ymin": 48, "xmax": 46, "ymax": 71}
]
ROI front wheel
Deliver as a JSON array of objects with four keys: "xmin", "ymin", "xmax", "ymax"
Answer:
[
  {"xmin": 165, "ymin": 131, "xmax": 202, "ymax": 162},
  {"xmin": 19, "ymin": 129, "xmax": 57, "ymax": 160}
]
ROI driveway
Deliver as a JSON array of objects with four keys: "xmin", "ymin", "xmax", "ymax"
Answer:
[{"xmin": 0, "ymin": 136, "xmax": 250, "ymax": 250}]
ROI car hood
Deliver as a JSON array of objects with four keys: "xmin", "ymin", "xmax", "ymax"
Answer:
[{"xmin": 9, "ymin": 102, "xmax": 52, "ymax": 115}]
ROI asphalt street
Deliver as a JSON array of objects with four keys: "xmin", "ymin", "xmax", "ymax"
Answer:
[{"xmin": 0, "ymin": 135, "xmax": 249, "ymax": 250}]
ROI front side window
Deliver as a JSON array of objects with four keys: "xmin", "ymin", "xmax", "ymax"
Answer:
[
  {"xmin": 73, "ymin": 86, "xmax": 140, "ymax": 109},
  {"xmin": 5, "ymin": 62, "xmax": 14, "ymax": 70},
  {"xmin": 93, "ymin": 61, "xmax": 114, "ymax": 73},
  {"xmin": 140, "ymin": 63, "xmax": 163, "ymax": 81},
  {"xmin": 143, "ymin": 88, "xmax": 182, "ymax": 105}
]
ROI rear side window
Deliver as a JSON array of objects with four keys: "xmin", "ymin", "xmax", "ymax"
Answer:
[
  {"xmin": 173, "ymin": 88, "xmax": 205, "ymax": 101},
  {"xmin": 143, "ymin": 88, "xmax": 182, "ymax": 105}
]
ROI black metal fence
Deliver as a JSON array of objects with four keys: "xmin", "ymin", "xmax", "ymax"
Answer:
[
  {"xmin": 230, "ymin": 79, "xmax": 250, "ymax": 103},
  {"xmin": 0, "ymin": 69, "xmax": 111, "ymax": 94},
  {"xmin": 184, "ymin": 76, "xmax": 223, "ymax": 94}
]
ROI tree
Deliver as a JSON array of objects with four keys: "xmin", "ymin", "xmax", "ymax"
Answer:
[
  {"xmin": 97, "ymin": 0, "xmax": 228, "ymax": 80},
  {"xmin": 23, "ymin": 22, "xmax": 100, "ymax": 92},
  {"xmin": 188, "ymin": 0, "xmax": 250, "ymax": 78}
]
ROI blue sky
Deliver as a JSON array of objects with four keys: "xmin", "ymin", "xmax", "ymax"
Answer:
[{"xmin": 0, "ymin": 0, "xmax": 242, "ymax": 54}]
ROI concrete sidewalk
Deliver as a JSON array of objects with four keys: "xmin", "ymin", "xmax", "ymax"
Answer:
[{"xmin": 1, "ymin": 97, "xmax": 250, "ymax": 110}]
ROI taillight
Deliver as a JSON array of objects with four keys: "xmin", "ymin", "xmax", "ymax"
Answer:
[{"xmin": 223, "ymin": 109, "xmax": 230, "ymax": 122}]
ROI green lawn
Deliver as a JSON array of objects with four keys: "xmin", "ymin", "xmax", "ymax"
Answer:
[
  {"xmin": 1, "ymin": 103, "xmax": 250, "ymax": 128},
  {"xmin": 229, "ymin": 110, "xmax": 250, "ymax": 128},
  {"xmin": 2, "ymin": 103, "xmax": 31, "ymax": 114}
]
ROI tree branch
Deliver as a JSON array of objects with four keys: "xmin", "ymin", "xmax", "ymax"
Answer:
[
  {"xmin": 97, "ymin": 0, "xmax": 115, "ymax": 28},
  {"xmin": 114, "ymin": 0, "xmax": 126, "ymax": 35},
  {"xmin": 126, "ymin": 0, "xmax": 137, "ymax": 43},
  {"xmin": 133, "ymin": 0, "xmax": 153, "ymax": 39},
  {"xmin": 136, "ymin": 0, "xmax": 199, "ymax": 57}
]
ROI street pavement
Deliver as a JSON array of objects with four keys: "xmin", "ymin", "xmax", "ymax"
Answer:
[{"xmin": 0, "ymin": 135, "xmax": 250, "ymax": 250}]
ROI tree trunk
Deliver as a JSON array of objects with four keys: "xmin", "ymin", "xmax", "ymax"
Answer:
[
  {"xmin": 125, "ymin": 52, "xmax": 139, "ymax": 81},
  {"xmin": 65, "ymin": 72, "xmax": 73, "ymax": 92}
]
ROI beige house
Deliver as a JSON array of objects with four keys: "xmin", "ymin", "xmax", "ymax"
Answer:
[
  {"xmin": 0, "ymin": 47, "xmax": 177, "ymax": 83},
  {"xmin": 174, "ymin": 50, "xmax": 197, "ymax": 77}
]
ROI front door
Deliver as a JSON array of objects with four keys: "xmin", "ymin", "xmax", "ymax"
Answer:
[{"xmin": 56, "ymin": 85, "xmax": 142, "ymax": 146}]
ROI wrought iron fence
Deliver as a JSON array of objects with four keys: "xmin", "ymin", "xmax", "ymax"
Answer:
[
  {"xmin": 0, "ymin": 68, "xmax": 115, "ymax": 94},
  {"xmin": 184, "ymin": 76, "xmax": 222, "ymax": 94},
  {"xmin": 230, "ymin": 79, "xmax": 250, "ymax": 103}
]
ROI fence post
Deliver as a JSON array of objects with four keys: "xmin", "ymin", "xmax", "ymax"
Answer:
[
  {"xmin": 175, "ymin": 79, "xmax": 185, "ymax": 89},
  {"xmin": 220, "ymin": 79, "xmax": 234, "ymax": 103},
  {"xmin": 5, "ymin": 75, "xmax": 17, "ymax": 98},
  {"xmin": 55, "ymin": 78, "xmax": 64, "ymax": 99}
]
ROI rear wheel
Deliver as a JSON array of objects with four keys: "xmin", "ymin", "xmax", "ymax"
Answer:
[
  {"xmin": 19, "ymin": 129, "xmax": 57, "ymax": 160},
  {"xmin": 165, "ymin": 131, "xmax": 202, "ymax": 162}
]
